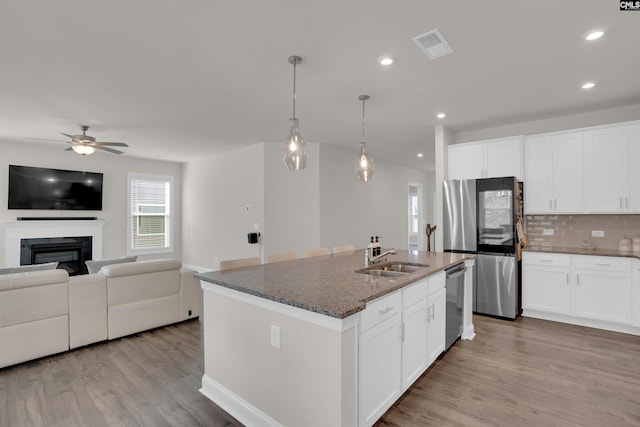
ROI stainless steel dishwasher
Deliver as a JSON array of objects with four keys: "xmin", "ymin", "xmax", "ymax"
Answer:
[{"xmin": 445, "ymin": 263, "xmax": 466, "ymax": 351}]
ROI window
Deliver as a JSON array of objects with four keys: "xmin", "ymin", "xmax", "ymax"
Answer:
[{"xmin": 128, "ymin": 173, "xmax": 173, "ymax": 254}]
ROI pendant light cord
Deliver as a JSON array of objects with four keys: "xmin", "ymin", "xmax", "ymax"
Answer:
[
  {"xmin": 361, "ymin": 98, "xmax": 366, "ymax": 142},
  {"xmin": 292, "ymin": 60, "xmax": 297, "ymax": 119}
]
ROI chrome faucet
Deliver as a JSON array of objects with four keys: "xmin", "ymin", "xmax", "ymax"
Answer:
[{"xmin": 365, "ymin": 248, "xmax": 396, "ymax": 267}]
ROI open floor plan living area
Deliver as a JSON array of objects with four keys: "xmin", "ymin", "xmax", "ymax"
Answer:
[{"xmin": 1, "ymin": 1, "xmax": 639, "ymax": 426}]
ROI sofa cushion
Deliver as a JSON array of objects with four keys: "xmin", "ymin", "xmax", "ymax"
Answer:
[
  {"xmin": 100, "ymin": 259, "xmax": 181, "ymax": 278},
  {"xmin": 0, "ymin": 262, "xmax": 58, "ymax": 275},
  {"xmin": 86, "ymin": 256, "xmax": 137, "ymax": 274}
]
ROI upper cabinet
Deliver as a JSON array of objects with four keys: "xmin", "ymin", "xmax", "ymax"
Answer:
[
  {"xmin": 448, "ymin": 136, "xmax": 523, "ymax": 180},
  {"xmin": 524, "ymin": 132, "xmax": 584, "ymax": 214},
  {"xmin": 584, "ymin": 123, "xmax": 640, "ymax": 213}
]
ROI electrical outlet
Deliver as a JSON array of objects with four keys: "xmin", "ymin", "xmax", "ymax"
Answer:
[
  {"xmin": 270, "ymin": 325, "xmax": 281, "ymax": 349},
  {"xmin": 542, "ymin": 229, "xmax": 554, "ymax": 236},
  {"xmin": 592, "ymin": 230, "xmax": 605, "ymax": 237}
]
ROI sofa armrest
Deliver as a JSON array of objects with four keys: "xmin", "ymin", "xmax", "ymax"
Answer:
[
  {"xmin": 179, "ymin": 269, "xmax": 201, "ymax": 321},
  {"xmin": 69, "ymin": 274, "xmax": 107, "ymax": 349},
  {"xmin": 100, "ymin": 259, "xmax": 182, "ymax": 277}
]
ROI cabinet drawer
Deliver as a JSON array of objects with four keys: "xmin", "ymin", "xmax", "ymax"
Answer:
[
  {"xmin": 573, "ymin": 255, "xmax": 631, "ymax": 272},
  {"xmin": 523, "ymin": 252, "xmax": 571, "ymax": 268},
  {"xmin": 402, "ymin": 280, "xmax": 427, "ymax": 308},
  {"xmin": 427, "ymin": 271, "xmax": 446, "ymax": 295},
  {"xmin": 361, "ymin": 291, "xmax": 402, "ymax": 333}
]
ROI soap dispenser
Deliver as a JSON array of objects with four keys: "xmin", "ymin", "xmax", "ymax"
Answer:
[
  {"xmin": 367, "ymin": 237, "xmax": 375, "ymax": 259},
  {"xmin": 374, "ymin": 236, "xmax": 381, "ymax": 256}
]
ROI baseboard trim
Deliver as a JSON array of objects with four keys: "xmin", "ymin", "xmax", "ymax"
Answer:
[
  {"xmin": 522, "ymin": 310, "xmax": 640, "ymax": 336},
  {"xmin": 200, "ymin": 374, "xmax": 283, "ymax": 427}
]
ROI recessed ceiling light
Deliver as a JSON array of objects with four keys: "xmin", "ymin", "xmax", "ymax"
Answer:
[
  {"xmin": 377, "ymin": 55, "xmax": 394, "ymax": 66},
  {"xmin": 585, "ymin": 30, "xmax": 604, "ymax": 41},
  {"xmin": 582, "ymin": 82, "xmax": 596, "ymax": 89},
  {"xmin": 417, "ymin": 153, "xmax": 424, "ymax": 158},
  {"xmin": 436, "ymin": 112, "xmax": 446, "ymax": 119}
]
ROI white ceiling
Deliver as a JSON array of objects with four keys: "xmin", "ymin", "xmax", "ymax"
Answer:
[{"xmin": 1, "ymin": 1, "xmax": 639, "ymax": 172}]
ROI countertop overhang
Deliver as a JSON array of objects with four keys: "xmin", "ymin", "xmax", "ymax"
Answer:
[{"xmin": 196, "ymin": 250, "xmax": 473, "ymax": 319}]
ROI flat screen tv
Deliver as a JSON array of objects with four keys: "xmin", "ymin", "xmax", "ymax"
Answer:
[{"xmin": 8, "ymin": 165, "xmax": 103, "ymax": 210}]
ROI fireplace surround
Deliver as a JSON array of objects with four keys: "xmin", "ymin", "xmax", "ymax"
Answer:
[{"xmin": 4, "ymin": 219, "xmax": 106, "ymax": 268}]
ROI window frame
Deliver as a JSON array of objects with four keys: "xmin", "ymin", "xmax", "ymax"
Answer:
[{"xmin": 127, "ymin": 172, "xmax": 174, "ymax": 256}]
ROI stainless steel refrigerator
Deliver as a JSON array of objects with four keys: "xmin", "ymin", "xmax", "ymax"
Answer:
[{"xmin": 443, "ymin": 177, "xmax": 521, "ymax": 320}]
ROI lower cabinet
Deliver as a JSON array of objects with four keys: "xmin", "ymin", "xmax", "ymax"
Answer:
[
  {"xmin": 426, "ymin": 274, "xmax": 446, "ymax": 366},
  {"xmin": 523, "ymin": 252, "xmax": 636, "ymax": 333},
  {"xmin": 358, "ymin": 273, "xmax": 448, "ymax": 427},
  {"xmin": 522, "ymin": 253, "xmax": 571, "ymax": 315},
  {"xmin": 358, "ymin": 291, "xmax": 402, "ymax": 427}
]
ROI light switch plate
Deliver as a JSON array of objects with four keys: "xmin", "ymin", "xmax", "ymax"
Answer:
[
  {"xmin": 592, "ymin": 230, "xmax": 605, "ymax": 237},
  {"xmin": 542, "ymin": 229, "xmax": 554, "ymax": 236},
  {"xmin": 270, "ymin": 325, "xmax": 281, "ymax": 349}
]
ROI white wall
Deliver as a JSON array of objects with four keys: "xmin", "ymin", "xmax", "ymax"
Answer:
[
  {"xmin": 182, "ymin": 144, "xmax": 264, "ymax": 270},
  {"xmin": 263, "ymin": 142, "xmax": 320, "ymax": 258},
  {"xmin": 318, "ymin": 144, "xmax": 429, "ymax": 251},
  {"xmin": 0, "ymin": 140, "xmax": 183, "ymax": 265}
]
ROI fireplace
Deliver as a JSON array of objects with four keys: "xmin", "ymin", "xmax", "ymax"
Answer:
[
  {"xmin": 20, "ymin": 236, "xmax": 92, "ymax": 276},
  {"xmin": 4, "ymin": 219, "xmax": 106, "ymax": 269}
]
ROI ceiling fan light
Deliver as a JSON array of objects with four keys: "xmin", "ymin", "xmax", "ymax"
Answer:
[
  {"xmin": 283, "ymin": 118, "xmax": 308, "ymax": 170},
  {"xmin": 71, "ymin": 144, "xmax": 97, "ymax": 155}
]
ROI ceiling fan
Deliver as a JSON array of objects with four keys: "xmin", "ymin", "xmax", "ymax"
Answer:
[{"xmin": 27, "ymin": 125, "xmax": 129, "ymax": 156}]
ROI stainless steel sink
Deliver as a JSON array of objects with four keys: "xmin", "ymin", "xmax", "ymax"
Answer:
[
  {"xmin": 360, "ymin": 269, "xmax": 408, "ymax": 278},
  {"xmin": 377, "ymin": 262, "xmax": 429, "ymax": 273}
]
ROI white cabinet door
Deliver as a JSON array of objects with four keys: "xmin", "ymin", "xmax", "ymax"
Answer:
[
  {"xmin": 523, "ymin": 264, "xmax": 571, "ymax": 315},
  {"xmin": 584, "ymin": 127, "xmax": 625, "ymax": 213},
  {"xmin": 401, "ymin": 300, "xmax": 428, "ymax": 392},
  {"xmin": 624, "ymin": 124, "xmax": 640, "ymax": 213},
  {"xmin": 633, "ymin": 260, "xmax": 640, "ymax": 327},
  {"xmin": 524, "ymin": 135, "xmax": 554, "ymax": 213},
  {"xmin": 426, "ymin": 287, "xmax": 446, "ymax": 366},
  {"xmin": 574, "ymin": 269, "xmax": 632, "ymax": 324},
  {"xmin": 552, "ymin": 133, "xmax": 584, "ymax": 213},
  {"xmin": 359, "ymin": 314, "xmax": 402, "ymax": 427},
  {"xmin": 448, "ymin": 143, "xmax": 484, "ymax": 180},
  {"xmin": 485, "ymin": 137, "xmax": 523, "ymax": 179}
]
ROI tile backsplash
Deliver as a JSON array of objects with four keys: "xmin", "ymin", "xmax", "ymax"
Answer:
[{"xmin": 526, "ymin": 214, "xmax": 640, "ymax": 250}]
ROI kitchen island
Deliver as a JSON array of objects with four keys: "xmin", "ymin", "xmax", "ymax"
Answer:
[{"xmin": 196, "ymin": 250, "xmax": 475, "ymax": 427}]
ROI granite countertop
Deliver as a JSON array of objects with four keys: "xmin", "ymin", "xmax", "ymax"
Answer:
[
  {"xmin": 195, "ymin": 250, "xmax": 472, "ymax": 319},
  {"xmin": 524, "ymin": 245, "xmax": 640, "ymax": 260}
]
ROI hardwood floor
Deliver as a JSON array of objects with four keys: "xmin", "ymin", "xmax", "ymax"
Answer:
[
  {"xmin": 377, "ymin": 315, "xmax": 640, "ymax": 427},
  {"xmin": 0, "ymin": 319, "xmax": 241, "ymax": 427},
  {"xmin": 1, "ymin": 316, "xmax": 638, "ymax": 426}
]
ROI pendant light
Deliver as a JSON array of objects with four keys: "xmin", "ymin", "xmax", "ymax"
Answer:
[
  {"xmin": 282, "ymin": 55, "xmax": 308, "ymax": 170},
  {"xmin": 355, "ymin": 95, "xmax": 375, "ymax": 182}
]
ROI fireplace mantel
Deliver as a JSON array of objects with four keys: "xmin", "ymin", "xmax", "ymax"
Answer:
[{"xmin": 4, "ymin": 219, "xmax": 107, "ymax": 267}]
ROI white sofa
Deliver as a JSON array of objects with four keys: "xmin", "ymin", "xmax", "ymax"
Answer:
[{"xmin": 0, "ymin": 259, "xmax": 201, "ymax": 368}]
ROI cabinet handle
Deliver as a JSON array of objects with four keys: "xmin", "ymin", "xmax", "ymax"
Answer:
[
  {"xmin": 566, "ymin": 273, "xmax": 569, "ymax": 284},
  {"xmin": 626, "ymin": 197, "xmax": 629, "ymax": 208},
  {"xmin": 549, "ymin": 199, "xmax": 553, "ymax": 209},
  {"xmin": 595, "ymin": 263, "xmax": 611, "ymax": 267},
  {"xmin": 554, "ymin": 199, "xmax": 557, "ymax": 209},
  {"xmin": 400, "ymin": 323, "xmax": 405, "ymax": 342},
  {"xmin": 540, "ymin": 259, "xmax": 553, "ymax": 263},
  {"xmin": 426, "ymin": 306, "xmax": 431, "ymax": 323},
  {"xmin": 620, "ymin": 197, "xmax": 623, "ymax": 208},
  {"xmin": 379, "ymin": 306, "xmax": 393, "ymax": 315},
  {"xmin": 577, "ymin": 275, "xmax": 580, "ymax": 286}
]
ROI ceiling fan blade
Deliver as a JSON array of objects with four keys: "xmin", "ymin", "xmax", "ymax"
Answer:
[
  {"xmin": 95, "ymin": 146, "xmax": 124, "ymax": 155},
  {"xmin": 25, "ymin": 137, "xmax": 72, "ymax": 143},
  {"xmin": 95, "ymin": 142, "xmax": 129, "ymax": 147},
  {"xmin": 60, "ymin": 132, "xmax": 74, "ymax": 138}
]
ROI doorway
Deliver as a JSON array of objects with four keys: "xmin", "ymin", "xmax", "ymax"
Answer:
[{"xmin": 408, "ymin": 182, "xmax": 424, "ymax": 253}]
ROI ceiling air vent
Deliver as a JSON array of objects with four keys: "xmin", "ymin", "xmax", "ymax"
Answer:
[{"xmin": 412, "ymin": 29, "xmax": 454, "ymax": 60}]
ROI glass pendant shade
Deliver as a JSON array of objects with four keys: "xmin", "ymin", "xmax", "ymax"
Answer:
[
  {"xmin": 283, "ymin": 117, "xmax": 308, "ymax": 170},
  {"xmin": 282, "ymin": 55, "xmax": 308, "ymax": 170},
  {"xmin": 355, "ymin": 141, "xmax": 375, "ymax": 181},
  {"xmin": 71, "ymin": 144, "xmax": 97, "ymax": 155}
]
